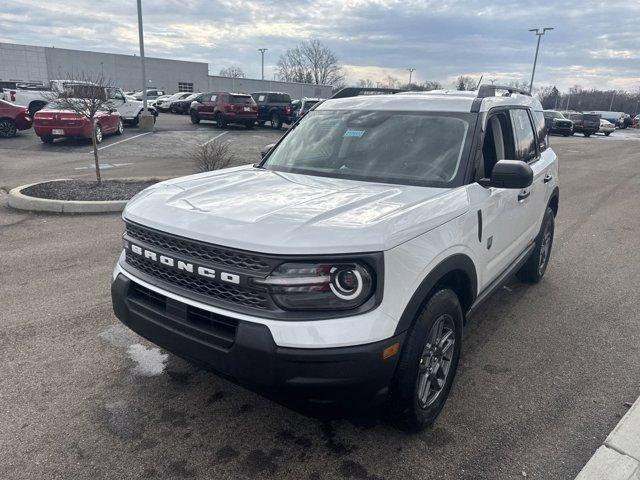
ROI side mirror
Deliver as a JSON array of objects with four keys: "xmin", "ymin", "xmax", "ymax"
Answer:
[
  {"xmin": 479, "ymin": 160, "xmax": 533, "ymax": 189},
  {"xmin": 261, "ymin": 143, "xmax": 276, "ymax": 159}
]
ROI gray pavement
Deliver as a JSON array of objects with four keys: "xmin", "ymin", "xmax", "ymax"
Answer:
[{"xmin": 1, "ymin": 121, "xmax": 639, "ymax": 480}]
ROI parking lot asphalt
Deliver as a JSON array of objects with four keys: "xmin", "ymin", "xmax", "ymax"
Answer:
[{"xmin": 1, "ymin": 119, "xmax": 640, "ymax": 480}]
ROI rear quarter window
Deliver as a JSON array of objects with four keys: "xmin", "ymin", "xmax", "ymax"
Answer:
[{"xmin": 532, "ymin": 111, "xmax": 548, "ymax": 152}]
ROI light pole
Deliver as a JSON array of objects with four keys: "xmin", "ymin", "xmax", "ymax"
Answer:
[
  {"xmin": 407, "ymin": 68, "xmax": 415, "ymax": 86},
  {"xmin": 258, "ymin": 48, "xmax": 268, "ymax": 80},
  {"xmin": 136, "ymin": 0, "xmax": 153, "ymax": 131},
  {"xmin": 609, "ymin": 90, "xmax": 616, "ymax": 110},
  {"xmin": 528, "ymin": 27, "xmax": 553, "ymax": 93}
]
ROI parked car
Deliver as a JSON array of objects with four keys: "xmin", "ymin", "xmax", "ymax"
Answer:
[
  {"xmin": 33, "ymin": 101, "xmax": 123, "ymax": 144},
  {"xmin": 598, "ymin": 119, "xmax": 615, "ymax": 136},
  {"xmin": 156, "ymin": 92, "xmax": 192, "ymax": 112},
  {"xmin": 0, "ymin": 99, "xmax": 32, "ymax": 138},
  {"xmin": 543, "ymin": 110, "xmax": 573, "ymax": 136},
  {"xmin": 132, "ymin": 89, "xmax": 165, "ymax": 101},
  {"xmin": 251, "ymin": 92, "xmax": 293, "ymax": 129},
  {"xmin": 564, "ymin": 112, "xmax": 600, "ymax": 137},
  {"xmin": 633, "ymin": 115, "xmax": 640, "ymax": 128},
  {"xmin": 105, "ymin": 88, "xmax": 158, "ymax": 125},
  {"xmin": 111, "ymin": 85, "xmax": 559, "ymax": 431},
  {"xmin": 170, "ymin": 93, "xmax": 201, "ymax": 114},
  {"xmin": 190, "ymin": 92, "xmax": 257, "ymax": 129},
  {"xmin": 293, "ymin": 97, "xmax": 323, "ymax": 121}
]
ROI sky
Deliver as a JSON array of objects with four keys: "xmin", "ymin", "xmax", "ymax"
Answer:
[{"xmin": 1, "ymin": 0, "xmax": 638, "ymax": 91}]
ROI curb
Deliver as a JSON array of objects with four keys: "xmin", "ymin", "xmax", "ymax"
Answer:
[
  {"xmin": 575, "ymin": 397, "xmax": 640, "ymax": 479},
  {"xmin": 7, "ymin": 177, "xmax": 171, "ymax": 214}
]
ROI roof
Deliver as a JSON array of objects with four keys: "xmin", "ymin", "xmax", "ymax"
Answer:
[{"xmin": 317, "ymin": 88, "xmax": 542, "ymax": 113}]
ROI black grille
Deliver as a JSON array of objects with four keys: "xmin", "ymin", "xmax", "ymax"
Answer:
[
  {"xmin": 127, "ymin": 282, "xmax": 239, "ymax": 349},
  {"xmin": 125, "ymin": 251, "xmax": 271, "ymax": 309},
  {"xmin": 125, "ymin": 222, "xmax": 274, "ymax": 273}
]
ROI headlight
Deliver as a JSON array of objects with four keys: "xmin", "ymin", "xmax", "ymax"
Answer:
[{"xmin": 254, "ymin": 262, "xmax": 375, "ymax": 311}]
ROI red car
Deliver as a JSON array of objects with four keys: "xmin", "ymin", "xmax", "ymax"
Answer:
[
  {"xmin": 33, "ymin": 102, "xmax": 124, "ymax": 144},
  {"xmin": 0, "ymin": 99, "xmax": 33, "ymax": 138},
  {"xmin": 189, "ymin": 92, "xmax": 258, "ymax": 129}
]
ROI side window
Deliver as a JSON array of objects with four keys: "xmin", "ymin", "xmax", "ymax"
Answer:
[
  {"xmin": 200, "ymin": 94, "xmax": 211, "ymax": 102},
  {"xmin": 210, "ymin": 95, "xmax": 217, "ymax": 102},
  {"xmin": 479, "ymin": 111, "xmax": 515, "ymax": 180},
  {"xmin": 510, "ymin": 109, "xmax": 537, "ymax": 163},
  {"xmin": 532, "ymin": 111, "xmax": 548, "ymax": 152},
  {"xmin": 258, "ymin": 94, "xmax": 266, "ymax": 102}
]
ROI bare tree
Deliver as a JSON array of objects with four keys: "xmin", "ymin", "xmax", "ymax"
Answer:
[
  {"xmin": 46, "ymin": 72, "xmax": 116, "ymax": 184},
  {"xmin": 454, "ymin": 75, "xmax": 477, "ymax": 91},
  {"xmin": 278, "ymin": 40, "xmax": 344, "ymax": 86},
  {"xmin": 357, "ymin": 79, "xmax": 375, "ymax": 88},
  {"xmin": 191, "ymin": 140, "xmax": 235, "ymax": 173},
  {"xmin": 384, "ymin": 75, "xmax": 400, "ymax": 88},
  {"xmin": 219, "ymin": 66, "xmax": 246, "ymax": 78}
]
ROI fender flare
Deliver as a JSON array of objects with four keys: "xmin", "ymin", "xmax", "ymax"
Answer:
[
  {"xmin": 393, "ymin": 254, "xmax": 478, "ymax": 335},
  {"xmin": 548, "ymin": 186, "xmax": 559, "ymax": 216}
]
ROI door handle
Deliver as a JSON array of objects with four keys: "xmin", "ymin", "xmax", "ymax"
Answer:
[
  {"xmin": 518, "ymin": 190, "xmax": 530, "ymax": 201},
  {"xmin": 543, "ymin": 173, "xmax": 553, "ymax": 184}
]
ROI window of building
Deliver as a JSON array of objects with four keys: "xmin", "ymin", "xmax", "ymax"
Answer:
[{"xmin": 178, "ymin": 82, "xmax": 194, "ymax": 93}]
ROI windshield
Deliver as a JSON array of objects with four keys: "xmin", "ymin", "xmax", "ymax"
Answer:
[
  {"xmin": 544, "ymin": 111, "xmax": 564, "ymax": 119},
  {"xmin": 263, "ymin": 110, "xmax": 473, "ymax": 186}
]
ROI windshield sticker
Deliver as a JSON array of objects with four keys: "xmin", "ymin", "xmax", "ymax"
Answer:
[{"xmin": 344, "ymin": 129, "xmax": 365, "ymax": 138}]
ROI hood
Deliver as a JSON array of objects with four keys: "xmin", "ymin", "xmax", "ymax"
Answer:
[{"xmin": 124, "ymin": 166, "xmax": 469, "ymax": 255}]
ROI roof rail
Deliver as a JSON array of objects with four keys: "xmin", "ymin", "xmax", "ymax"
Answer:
[
  {"xmin": 331, "ymin": 87, "xmax": 404, "ymax": 99},
  {"xmin": 477, "ymin": 84, "xmax": 531, "ymax": 98}
]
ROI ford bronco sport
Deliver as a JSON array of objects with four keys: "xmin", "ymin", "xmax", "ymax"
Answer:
[{"xmin": 112, "ymin": 85, "xmax": 559, "ymax": 431}]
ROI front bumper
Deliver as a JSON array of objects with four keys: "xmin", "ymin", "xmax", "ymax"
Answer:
[{"xmin": 111, "ymin": 273, "xmax": 404, "ymax": 402}]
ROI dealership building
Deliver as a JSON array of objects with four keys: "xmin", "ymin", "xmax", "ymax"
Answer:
[{"xmin": 0, "ymin": 42, "xmax": 332, "ymax": 99}]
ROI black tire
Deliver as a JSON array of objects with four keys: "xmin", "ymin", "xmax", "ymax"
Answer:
[
  {"xmin": 245, "ymin": 121, "xmax": 254, "ymax": 129},
  {"xmin": 257, "ymin": 121, "xmax": 265, "ymax": 127},
  {"xmin": 28, "ymin": 101, "xmax": 46, "ymax": 117},
  {"xmin": 115, "ymin": 119, "xmax": 124, "ymax": 135},
  {"xmin": 40, "ymin": 135, "xmax": 54, "ymax": 144},
  {"xmin": 584, "ymin": 132, "xmax": 591, "ymax": 137},
  {"xmin": 0, "ymin": 118, "xmax": 17, "ymax": 138},
  {"xmin": 563, "ymin": 133, "xmax": 570, "ymax": 137},
  {"xmin": 517, "ymin": 207, "xmax": 555, "ymax": 284},
  {"xmin": 190, "ymin": 111, "xmax": 200, "ymax": 124},
  {"xmin": 216, "ymin": 113, "xmax": 227, "ymax": 129},
  {"xmin": 605, "ymin": 132, "xmax": 611, "ymax": 136},
  {"xmin": 388, "ymin": 289, "xmax": 463, "ymax": 432},
  {"xmin": 271, "ymin": 112, "xmax": 282, "ymax": 130}
]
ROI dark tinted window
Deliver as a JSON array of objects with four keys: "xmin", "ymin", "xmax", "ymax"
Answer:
[
  {"xmin": 230, "ymin": 95, "xmax": 254, "ymax": 105},
  {"xmin": 510, "ymin": 109, "xmax": 537, "ymax": 162},
  {"xmin": 268, "ymin": 93, "xmax": 291, "ymax": 103},
  {"xmin": 532, "ymin": 111, "xmax": 548, "ymax": 152}
]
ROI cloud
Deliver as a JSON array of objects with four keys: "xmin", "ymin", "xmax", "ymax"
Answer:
[{"xmin": 0, "ymin": 0, "xmax": 639, "ymax": 91}]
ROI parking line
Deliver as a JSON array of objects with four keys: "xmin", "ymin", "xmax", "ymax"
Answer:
[
  {"xmin": 200, "ymin": 131, "xmax": 228, "ymax": 147},
  {"xmin": 88, "ymin": 132, "xmax": 153, "ymax": 153}
]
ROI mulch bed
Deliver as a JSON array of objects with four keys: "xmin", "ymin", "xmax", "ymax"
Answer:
[{"xmin": 21, "ymin": 179, "xmax": 158, "ymax": 201}]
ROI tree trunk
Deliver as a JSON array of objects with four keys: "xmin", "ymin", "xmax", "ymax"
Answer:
[{"xmin": 91, "ymin": 118, "xmax": 101, "ymax": 184}]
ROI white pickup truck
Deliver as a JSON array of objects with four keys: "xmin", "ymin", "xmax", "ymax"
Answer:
[{"xmin": 2, "ymin": 80, "xmax": 157, "ymax": 124}]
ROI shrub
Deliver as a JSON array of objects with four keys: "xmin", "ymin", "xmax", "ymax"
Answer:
[{"xmin": 191, "ymin": 140, "xmax": 235, "ymax": 173}]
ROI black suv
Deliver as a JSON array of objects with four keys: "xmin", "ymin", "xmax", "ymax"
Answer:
[
  {"xmin": 543, "ymin": 110, "xmax": 573, "ymax": 136},
  {"xmin": 564, "ymin": 112, "xmax": 600, "ymax": 137},
  {"xmin": 251, "ymin": 92, "xmax": 293, "ymax": 130}
]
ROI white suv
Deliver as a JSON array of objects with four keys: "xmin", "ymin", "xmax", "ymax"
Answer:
[{"xmin": 111, "ymin": 85, "xmax": 559, "ymax": 430}]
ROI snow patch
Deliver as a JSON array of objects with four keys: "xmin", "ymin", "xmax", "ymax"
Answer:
[{"xmin": 127, "ymin": 343, "xmax": 168, "ymax": 376}]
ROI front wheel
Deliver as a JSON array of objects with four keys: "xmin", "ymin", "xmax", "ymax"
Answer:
[
  {"xmin": 245, "ymin": 121, "xmax": 254, "ymax": 129},
  {"xmin": 517, "ymin": 207, "xmax": 555, "ymax": 283},
  {"xmin": 271, "ymin": 112, "xmax": 282, "ymax": 130},
  {"xmin": 190, "ymin": 111, "xmax": 200, "ymax": 124},
  {"xmin": 388, "ymin": 289, "xmax": 463, "ymax": 431},
  {"xmin": 584, "ymin": 132, "xmax": 591, "ymax": 137},
  {"xmin": 605, "ymin": 132, "xmax": 611, "ymax": 136},
  {"xmin": 216, "ymin": 113, "xmax": 227, "ymax": 129},
  {"xmin": 115, "ymin": 119, "xmax": 124, "ymax": 135},
  {"xmin": 0, "ymin": 118, "xmax": 17, "ymax": 138}
]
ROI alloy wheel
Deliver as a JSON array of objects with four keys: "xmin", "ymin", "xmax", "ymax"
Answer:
[
  {"xmin": 538, "ymin": 222, "xmax": 552, "ymax": 275},
  {"xmin": 0, "ymin": 119, "xmax": 16, "ymax": 138},
  {"xmin": 417, "ymin": 314, "xmax": 456, "ymax": 408}
]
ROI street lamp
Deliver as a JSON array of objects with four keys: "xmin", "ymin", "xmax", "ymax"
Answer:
[
  {"xmin": 407, "ymin": 68, "xmax": 415, "ymax": 86},
  {"xmin": 258, "ymin": 48, "xmax": 268, "ymax": 80},
  {"xmin": 136, "ymin": 0, "xmax": 153, "ymax": 131},
  {"xmin": 528, "ymin": 27, "xmax": 553, "ymax": 93}
]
